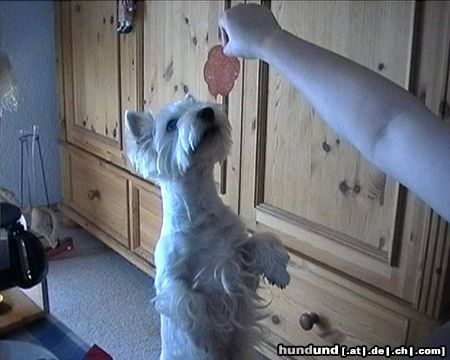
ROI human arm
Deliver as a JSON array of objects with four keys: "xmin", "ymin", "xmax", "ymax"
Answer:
[{"xmin": 219, "ymin": 4, "xmax": 450, "ymax": 221}]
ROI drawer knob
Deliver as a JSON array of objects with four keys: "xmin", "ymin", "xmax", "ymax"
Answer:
[
  {"xmin": 87, "ymin": 189, "xmax": 100, "ymax": 200},
  {"xmin": 299, "ymin": 312, "xmax": 319, "ymax": 331}
]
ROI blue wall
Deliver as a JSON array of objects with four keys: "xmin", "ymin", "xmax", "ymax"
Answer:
[{"xmin": 0, "ymin": 1, "xmax": 61, "ymax": 205}]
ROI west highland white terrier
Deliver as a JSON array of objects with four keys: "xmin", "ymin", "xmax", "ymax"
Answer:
[{"xmin": 124, "ymin": 94, "xmax": 290, "ymax": 360}]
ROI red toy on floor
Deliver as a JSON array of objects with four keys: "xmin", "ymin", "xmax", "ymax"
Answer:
[
  {"xmin": 84, "ymin": 344, "xmax": 113, "ymax": 360},
  {"xmin": 46, "ymin": 237, "xmax": 74, "ymax": 259}
]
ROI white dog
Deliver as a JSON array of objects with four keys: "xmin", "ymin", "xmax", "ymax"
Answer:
[{"xmin": 124, "ymin": 95, "xmax": 290, "ymax": 360}]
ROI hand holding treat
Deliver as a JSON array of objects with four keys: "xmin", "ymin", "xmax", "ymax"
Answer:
[
  {"xmin": 203, "ymin": 45, "xmax": 240, "ymax": 98},
  {"xmin": 218, "ymin": 4, "xmax": 282, "ymax": 60}
]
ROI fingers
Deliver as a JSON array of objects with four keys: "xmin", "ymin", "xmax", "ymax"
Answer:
[
  {"xmin": 222, "ymin": 44, "xmax": 234, "ymax": 57},
  {"xmin": 218, "ymin": 6, "xmax": 244, "ymax": 58}
]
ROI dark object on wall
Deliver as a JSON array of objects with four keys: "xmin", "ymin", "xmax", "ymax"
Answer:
[{"xmin": 117, "ymin": 0, "xmax": 136, "ymax": 34}]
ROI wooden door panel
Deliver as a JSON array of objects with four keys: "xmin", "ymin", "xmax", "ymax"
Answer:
[
  {"xmin": 143, "ymin": 0, "xmax": 223, "ymax": 113},
  {"xmin": 71, "ymin": 1, "xmax": 121, "ymax": 144},
  {"xmin": 142, "ymin": 1, "xmax": 241, "ymax": 207},
  {"xmin": 262, "ymin": 1, "xmax": 414, "ymax": 263},
  {"xmin": 241, "ymin": 1, "xmax": 418, "ymax": 298}
]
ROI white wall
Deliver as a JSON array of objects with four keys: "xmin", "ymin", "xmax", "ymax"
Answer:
[{"xmin": 0, "ymin": 1, "xmax": 61, "ymax": 205}]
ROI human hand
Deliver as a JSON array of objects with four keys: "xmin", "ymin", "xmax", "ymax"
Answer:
[{"xmin": 218, "ymin": 4, "xmax": 282, "ymax": 60}]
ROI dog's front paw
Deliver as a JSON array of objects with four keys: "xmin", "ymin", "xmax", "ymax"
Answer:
[
  {"xmin": 265, "ymin": 262, "xmax": 290, "ymax": 289},
  {"xmin": 248, "ymin": 232, "xmax": 291, "ymax": 289}
]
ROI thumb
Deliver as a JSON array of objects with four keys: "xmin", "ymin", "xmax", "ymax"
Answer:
[
  {"xmin": 218, "ymin": 26, "xmax": 229, "ymax": 48},
  {"xmin": 223, "ymin": 42, "xmax": 239, "ymax": 58},
  {"xmin": 222, "ymin": 44, "xmax": 233, "ymax": 57}
]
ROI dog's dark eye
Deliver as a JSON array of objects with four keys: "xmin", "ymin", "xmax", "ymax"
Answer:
[{"xmin": 166, "ymin": 118, "xmax": 178, "ymax": 132}]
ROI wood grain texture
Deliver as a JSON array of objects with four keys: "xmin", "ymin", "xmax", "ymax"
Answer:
[
  {"xmin": 239, "ymin": 0, "xmax": 430, "ymax": 301},
  {"xmin": 258, "ymin": 251, "xmax": 437, "ymax": 360},
  {"xmin": 59, "ymin": 1, "xmax": 127, "ymax": 167},
  {"xmin": 223, "ymin": 0, "xmax": 245, "ymax": 212},
  {"xmin": 259, "ymin": 259, "xmax": 409, "ymax": 351},
  {"xmin": 0, "ymin": 288, "xmax": 44, "ymax": 335},
  {"xmin": 61, "ymin": 1, "xmax": 75, "ymax": 143},
  {"xmin": 120, "ymin": 1, "xmax": 145, "ymax": 173},
  {"xmin": 71, "ymin": 1, "xmax": 121, "ymax": 142},
  {"xmin": 59, "ymin": 202, "xmax": 155, "ymax": 279},
  {"xmin": 239, "ymin": 0, "xmax": 262, "ymax": 223},
  {"xmin": 120, "ymin": 1, "xmax": 144, "ymax": 115},
  {"xmin": 135, "ymin": 183, "xmax": 162, "ymax": 260},
  {"xmin": 55, "ymin": 3, "xmax": 70, "ymax": 202},
  {"xmin": 143, "ymin": 0, "xmax": 222, "ymax": 113},
  {"xmin": 142, "ymin": 0, "xmax": 238, "ymax": 206},
  {"xmin": 263, "ymin": 0, "xmax": 415, "ymax": 260},
  {"xmin": 408, "ymin": 0, "xmax": 450, "ymax": 318},
  {"xmin": 69, "ymin": 150, "xmax": 129, "ymax": 247},
  {"xmin": 410, "ymin": 1, "xmax": 450, "ymax": 122}
]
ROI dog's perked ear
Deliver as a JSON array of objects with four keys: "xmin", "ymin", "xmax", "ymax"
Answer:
[
  {"xmin": 125, "ymin": 110, "xmax": 154, "ymax": 141},
  {"xmin": 123, "ymin": 110, "xmax": 157, "ymax": 179},
  {"xmin": 184, "ymin": 93, "xmax": 197, "ymax": 103}
]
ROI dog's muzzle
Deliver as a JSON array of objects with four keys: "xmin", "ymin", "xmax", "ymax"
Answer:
[{"xmin": 202, "ymin": 125, "xmax": 220, "ymax": 141}]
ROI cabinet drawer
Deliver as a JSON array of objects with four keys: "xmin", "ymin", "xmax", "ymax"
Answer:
[
  {"xmin": 259, "ymin": 257, "xmax": 409, "ymax": 358},
  {"xmin": 130, "ymin": 181, "xmax": 162, "ymax": 261},
  {"xmin": 69, "ymin": 152, "xmax": 129, "ymax": 247},
  {"xmin": 138, "ymin": 186, "xmax": 162, "ymax": 255}
]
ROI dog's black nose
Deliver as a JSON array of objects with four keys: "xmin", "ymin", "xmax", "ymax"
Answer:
[{"xmin": 197, "ymin": 107, "xmax": 215, "ymax": 122}]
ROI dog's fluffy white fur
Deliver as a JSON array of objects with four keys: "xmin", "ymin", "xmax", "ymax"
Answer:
[{"xmin": 124, "ymin": 95, "xmax": 290, "ymax": 360}]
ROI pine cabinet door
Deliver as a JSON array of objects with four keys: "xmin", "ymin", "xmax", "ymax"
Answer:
[
  {"xmin": 142, "ymin": 0, "xmax": 243, "ymax": 209},
  {"xmin": 240, "ymin": 1, "xmax": 423, "ymax": 301},
  {"xmin": 61, "ymin": 1, "xmax": 123, "ymax": 164}
]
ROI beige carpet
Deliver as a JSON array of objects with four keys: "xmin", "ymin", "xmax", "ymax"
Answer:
[{"xmin": 47, "ymin": 227, "xmax": 161, "ymax": 359}]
